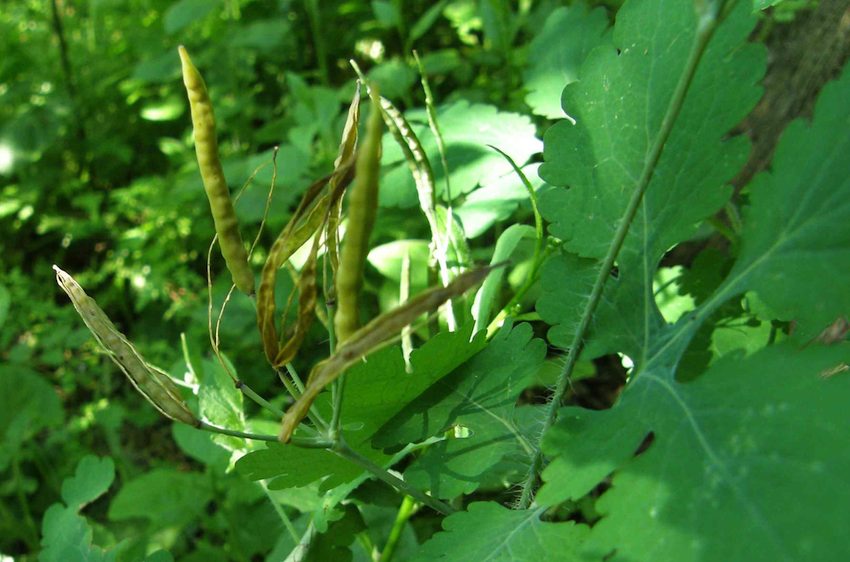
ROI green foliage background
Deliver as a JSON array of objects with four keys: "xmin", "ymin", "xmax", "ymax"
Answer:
[{"xmin": 2, "ymin": 0, "xmax": 846, "ymax": 561}]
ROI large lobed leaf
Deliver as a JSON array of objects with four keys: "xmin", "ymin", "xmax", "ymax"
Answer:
[
  {"xmin": 532, "ymin": 2, "xmax": 850, "ymax": 561},
  {"xmin": 536, "ymin": 0, "xmax": 765, "ymax": 359},
  {"xmin": 538, "ymin": 0, "xmax": 763, "ymax": 265},
  {"xmin": 40, "ymin": 456, "xmax": 117, "ymax": 562},
  {"xmin": 539, "ymin": 344, "xmax": 850, "ymax": 561},
  {"xmin": 720, "ymin": 64, "xmax": 850, "ymax": 337}
]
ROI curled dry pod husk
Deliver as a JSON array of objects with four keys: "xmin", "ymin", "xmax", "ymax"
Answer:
[
  {"xmin": 326, "ymin": 83, "xmax": 362, "ymax": 278},
  {"xmin": 256, "ymin": 85, "xmax": 362, "ymax": 366},
  {"xmin": 256, "ymin": 162, "xmax": 355, "ymax": 367},
  {"xmin": 279, "ymin": 265, "xmax": 494, "ymax": 442},
  {"xmin": 54, "ymin": 266, "xmax": 198, "ymax": 425},
  {"xmin": 273, "ymin": 230, "xmax": 321, "ymax": 366},
  {"xmin": 179, "ymin": 46, "xmax": 254, "ymax": 295},
  {"xmin": 334, "ymin": 86, "xmax": 383, "ymax": 344}
]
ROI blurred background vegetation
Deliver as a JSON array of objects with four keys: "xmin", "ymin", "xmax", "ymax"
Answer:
[{"xmin": 0, "ymin": 0, "xmax": 825, "ymax": 560}]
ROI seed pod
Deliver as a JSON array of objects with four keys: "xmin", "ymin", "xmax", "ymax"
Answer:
[
  {"xmin": 179, "ymin": 46, "xmax": 254, "ymax": 295},
  {"xmin": 54, "ymin": 265, "xmax": 198, "ymax": 426},
  {"xmin": 273, "ymin": 230, "xmax": 321, "ymax": 366},
  {"xmin": 279, "ymin": 265, "xmax": 494, "ymax": 442},
  {"xmin": 327, "ymin": 84, "xmax": 362, "ymax": 277},
  {"xmin": 256, "ymin": 162, "xmax": 355, "ymax": 366},
  {"xmin": 334, "ymin": 86, "xmax": 382, "ymax": 344}
]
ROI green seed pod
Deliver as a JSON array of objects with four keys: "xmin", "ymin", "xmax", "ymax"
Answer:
[
  {"xmin": 334, "ymin": 86, "xmax": 382, "ymax": 344},
  {"xmin": 179, "ymin": 46, "xmax": 254, "ymax": 295},
  {"xmin": 54, "ymin": 265, "xmax": 198, "ymax": 426}
]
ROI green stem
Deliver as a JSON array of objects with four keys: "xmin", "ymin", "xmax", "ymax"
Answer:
[
  {"xmin": 725, "ymin": 201, "xmax": 743, "ymax": 234},
  {"xmin": 517, "ymin": 7, "xmax": 725, "ymax": 509},
  {"xmin": 290, "ymin": 520, "xmax": 316, "ymax": 562},
  {"xmin": 379, "ymin": 496, "xmax": 417, "ymax": 562},
  {"xmin": 198, "ymin": 421, "xmax": 332, "ymax": 448},
  {"xmin": 236, "ymin": 380, "xmax": 284, "ymax": 417},
  {"xmin": 327, "ymin": 298, "xmax": 345, "ymax": 441},
  {"xmin": 304, "ymin": 0, "xmax": 329, "ymax": 85},
  {"xmin": 708, "ymin": 215, "xmax": 738, "ymax": 245},
  {"xmin": 400, "ymin": 249, "xmax": 414, "ymax": 371},
  {"xmin": 333, "ymin": 440, "xmax": 455, "ymax": 515},
  {"xmin": 279, "ymin": 364, "xmax": 328, "ymax": 430},
  {"xmin": 12, "ymin": 457, "xmax": 38, "ymax": 550},
  {"xmin": 259, "ymin": 480, "xmax": 301, "ymax": 545},
  {"xmin": 356, "ymin": 532, "xmax": 377, "ymax": 560},
  {"xmin": 285, "ymin": 363, "xmax": 306, "ymax": 394},
  {"xmin": 485, "ymin": 145, "xmax": 548, "ymax": 335},
  {"xmin": 330, "ymin": 375, "xmax": 346, "ymax": 441},
  {"xmin": 414, "ymin": 50, "xmax": 452, "ymax": 204}
]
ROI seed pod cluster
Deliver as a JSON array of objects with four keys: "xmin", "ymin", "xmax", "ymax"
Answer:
[
  {"xmin": 54, "ymin": 265, "xmax": 198, "ymax": 425},
  {"xmin": 257, "ymin": 85, "xmax": 362, "ymax": 367},
  {"xmin": 179, "ymin": 46, "xmax": 254, "ymax": 295},
  {"xmin": 256, "ymin": 161, "xmax": 356, "ymax": 366}
]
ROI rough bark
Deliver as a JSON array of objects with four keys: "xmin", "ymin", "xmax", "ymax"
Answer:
[{"xmin": 735, "ymin": 0, "xmax": 850, "ymax": 188}]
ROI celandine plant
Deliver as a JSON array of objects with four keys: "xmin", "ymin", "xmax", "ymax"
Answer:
[{"xmin": 50, "ymin": 0, "xmax": 850, "ymax": 560}]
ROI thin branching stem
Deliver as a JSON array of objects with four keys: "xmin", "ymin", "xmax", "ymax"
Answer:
[
  {"xmin": 235, "ymin": 381, "xmax": 284, "ymax": 417},
  {"xmin": 332, "ymin": 439, "xmax": 456, "ymax": 515},
  {"xmin": 328, "ymin": 299, "xmax": 345, "ymax": 441},
  {"xmin": 198, "ymin": 421, "xmax": 332, "ymax": 448},
  {"xmin": 277, "ymin": 365, "xmax": 328, "ymax": 430},
  {"xmin": 485, "ymin": 146, "xmax": 548, "ymax": 334}
]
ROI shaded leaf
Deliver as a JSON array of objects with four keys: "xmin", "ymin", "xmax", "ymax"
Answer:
[
  {"xmin": 164, "ymin": 0, "xmax": 219, "ymax": 33},
  {"xmin": 61, "ymin": 456, "xmax": 115, "ymax": 512},
  {"xmin": 40, "ymin": 504, "xmax": 115, "ymax": 562},
  {"xmin": 524, "ymin": 4, "xmax": 610, "ymax": 119},
  {"xmin": 342, "ymin": 325, "xmax": 486, "ymax": 447},
  {"xmin": 108, "ymin": 469, "xmax": 212, "ymax": 528},
  {"xmin": 539, "ymin": 344, "xmax": 850, "ymax": 562},
  {"xmin": 0, "ymin": 365, "xmax": 62, "ymax": 469},
  {"xmin": 374, "ymin": 324, "xmax": 545, "ymax": 498},
  {"xmin": 236, "ymin": 444, "xmax": 367, "ymax": 493},
  {"xmin": 412, "ymin": 502, "xmax": 588, "ymax": 562},
  {"xmin": 380, "ymin": 102, "xmax": 542, "ymax": 207},
  {"xmin": 721, "ymin": 64, "xmax": 850, "ymax": 338}
]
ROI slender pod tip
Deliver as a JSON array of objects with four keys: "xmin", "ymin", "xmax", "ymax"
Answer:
[
  {"xmin": 178, "ymin": 45, "xmax": 204, "ymax": 91},
  {"xmin": 53, "ymin": 264, "xmax": 73, "ymax": 287}
]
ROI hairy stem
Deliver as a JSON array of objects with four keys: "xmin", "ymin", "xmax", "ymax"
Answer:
[
  {"xmin": 517, "ymin": 5, "xmax": 727, "ymax": 509},
  {"xmin": 235, "ymin": 380, "xmax": 284, "ymax": 417}
]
